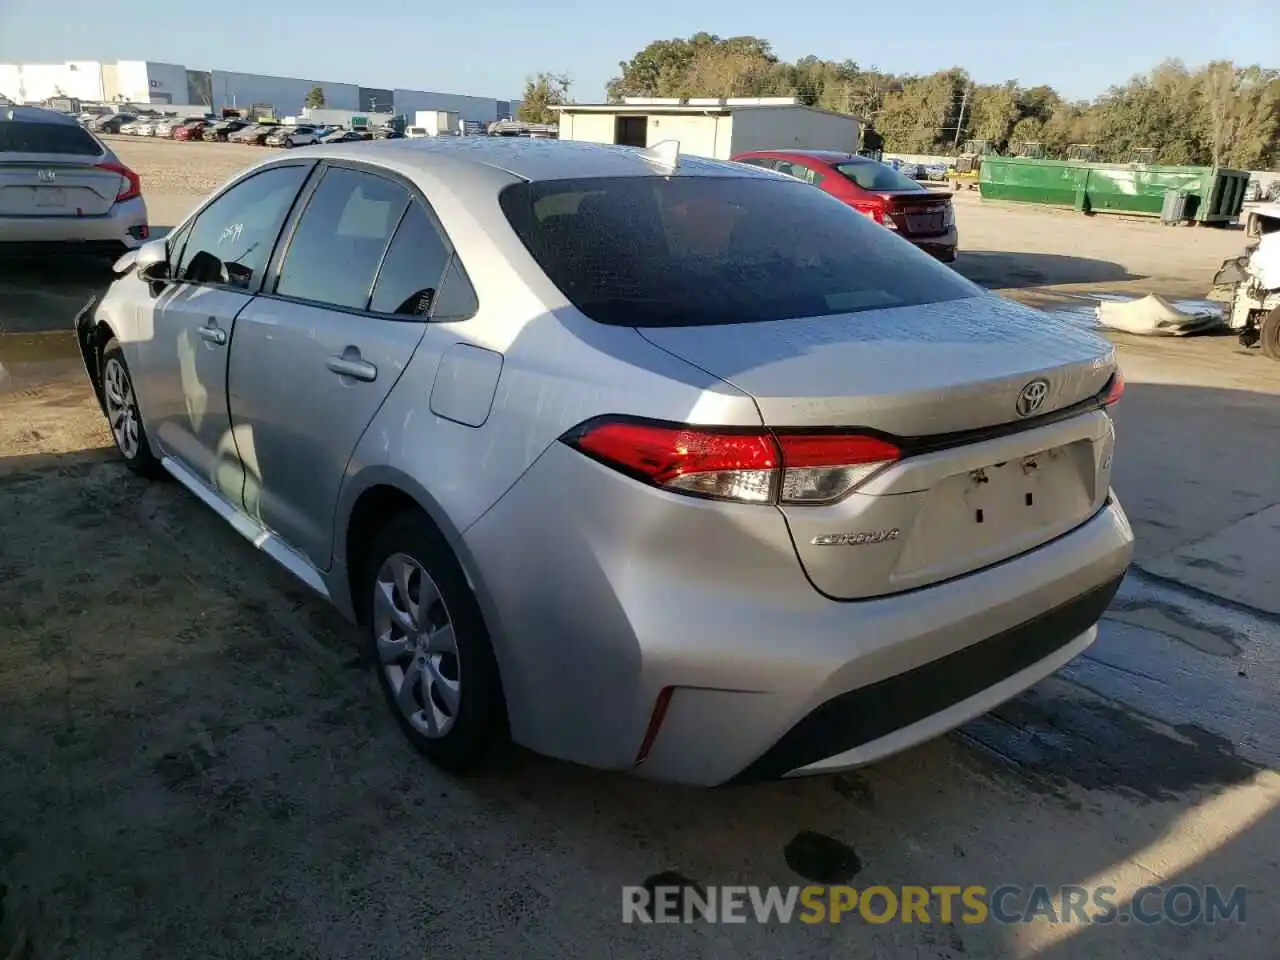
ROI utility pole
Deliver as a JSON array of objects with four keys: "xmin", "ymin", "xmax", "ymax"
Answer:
[{"xmin": 953, "ymin": 85, "xmax": 969, "ymax": 149}]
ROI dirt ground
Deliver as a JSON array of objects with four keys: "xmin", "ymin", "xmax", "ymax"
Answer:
[{"xmin": 1, "ymin": 137, "xmax": 1278, "ymax": 960}]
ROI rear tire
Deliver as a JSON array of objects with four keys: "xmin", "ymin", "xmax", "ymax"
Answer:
[
  {"xmin": 1260, "ymin": 308, "xmax": 1280, "ymax": 361},
  {"xmin": 100, "ymin": 338, "xmax": 162, "ymax": 478},
  {"xmin": 362, "ymin": 510, "xmax": 505, "ymax": 772}
]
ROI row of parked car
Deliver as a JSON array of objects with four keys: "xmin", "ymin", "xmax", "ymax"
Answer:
[{"xmin": 104, "ymin": 114, "xmax": 399, "ymax": 147}]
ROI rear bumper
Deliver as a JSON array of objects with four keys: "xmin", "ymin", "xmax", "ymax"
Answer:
[
  {"xmin": 0, "ymin": 196, "xmax": 148, "ymax": 253},
  {"xmin": 730, "ymin": 570, "xmax": 1121, "ymax": 783},
  {"xmin": 461, "ymin": 441, "xmax": 1134, "ymax": 786},
  {"xmin": 907, "ymin": 226, "xmax": 959, "ymax": 262}
]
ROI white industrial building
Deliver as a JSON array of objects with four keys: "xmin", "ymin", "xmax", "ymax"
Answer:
[
  {"xmin": 553, "ymin": 97, "xmax": 863, "ymax": 160},
  {"xmin": 210, "ymin": 70, "xmax": 359, "ymax": 113},
  {"xmin": 0, "ymin": 60, "xmax": 515, "ymax": 123},
  {"xmin": 0, "ymin": 60, "xmax": 190, "ymax": 105},
  {"xmin": 394, "ymin": 88, "xmax": 514, "ymax": 126}
]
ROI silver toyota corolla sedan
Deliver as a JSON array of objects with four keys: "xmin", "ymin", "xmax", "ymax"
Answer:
[
  {"xmin": 1, "ymin": 106, "xmax": 149, "ymax": 257},
  {"xmin": 74, "ymin": 137, "xmax": 1133, "ymax": 786}
]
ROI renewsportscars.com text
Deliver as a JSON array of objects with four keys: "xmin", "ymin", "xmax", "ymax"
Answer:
[{"xmin": 622, "ymin": 884, "xmax": 1247, "ymax": 926}]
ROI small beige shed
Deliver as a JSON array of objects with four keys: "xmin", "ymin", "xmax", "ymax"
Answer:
[{"xmin": 551, "ymin": 96, "xmax": 862, "ymax": 161}]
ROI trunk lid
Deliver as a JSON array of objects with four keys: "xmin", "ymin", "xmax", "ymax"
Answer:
[
  {"xmin": 637, "ymin": 295, "xmax": 1114, "ymax": 436},
  {"xmin": 0, "ymin": 157, "xmax": 120, "ymax": 217},
  {"xmin": 637, "ymin": 295, "xmax": 1118, "ymax": 598},
  {"xmin": 879, "ymin": 190, "xmax": 954, "ymax": 237}
]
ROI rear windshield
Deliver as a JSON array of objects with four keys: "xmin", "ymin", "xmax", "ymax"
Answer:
[
  {"xmin": 498, "ymin": 175, "xmax": 978, "ymax": 327},
  {"xmin": 835, "ymin": 161, "xmax": 924, "ymax": 193},
  {"xmin": 0, "ymin": 121, "xmax": 102, "ymax": 156}
]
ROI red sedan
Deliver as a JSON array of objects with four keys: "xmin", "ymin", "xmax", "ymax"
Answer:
[
  {"xmin": 731, "ymin": 149, "xmax": 958, "ymax": 262},
  {"xmin": 173, "ymin": 121, "xmax": 208, "ymax": 141}
]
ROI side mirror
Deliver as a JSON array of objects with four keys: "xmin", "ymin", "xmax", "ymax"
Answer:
[{"xmin": 135, "ymin": 238, "xmax": 170, "ymax": 283}]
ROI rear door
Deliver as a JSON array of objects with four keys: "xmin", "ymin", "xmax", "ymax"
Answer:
[
  {"xmin": 227, "ymin": 163, "xmax": 449, "ymax": 570},
  {"xmin": 0, "ymin": 119, "xmax": 120, "ymax": 217}
]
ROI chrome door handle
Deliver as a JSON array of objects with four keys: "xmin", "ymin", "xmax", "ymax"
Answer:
[
  {"xmin": 326, "ymin": 356, "xmax": 377, "ymax": 382},
  {"xmin": 199, "ymin": 324, "xmax": 227, "ymax": 346}
]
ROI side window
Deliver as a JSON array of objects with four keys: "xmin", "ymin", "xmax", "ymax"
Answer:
[
  {"xmin": 174, "ymin": 165, "xmax": 310, "ymax": 290},
  {"xmin": 738, "ymin": 157, "xmax": 776, "ymax": 170},
  {"xmin": 274, "ymin": 166, "xmax": 410, "ymax": 310},
  {"xmin": 431, "ymin": 257, "xmax": 480, "ymax": 322},
  {"xmin": 368, "ymin": 201, "xmax": 451, "ymax": 316},
  {"xmin": 165, "ymin": 220, "xmax": 193, "ymax": 264},
  {"xmin": 773, "ymin": 160, "xmax": 824, "ymax": 186},
  {"xmin": 799, "ymin": 165, "xmax": 824, "ymax": 187}
]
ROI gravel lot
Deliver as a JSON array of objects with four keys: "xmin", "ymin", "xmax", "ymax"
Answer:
[{"xmin": 1, "ymin": 136, "xmax": 1278, "ymax": 960}]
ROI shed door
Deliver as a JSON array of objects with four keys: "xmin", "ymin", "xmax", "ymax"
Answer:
[{"xmin": 615, "ymin": 115, "xmax": 647, "ymax": 147}]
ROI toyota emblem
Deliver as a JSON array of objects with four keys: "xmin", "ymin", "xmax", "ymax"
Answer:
[{"xmin": 1016, "ymin": 378, "xmax": 1050, "ymax": 418}]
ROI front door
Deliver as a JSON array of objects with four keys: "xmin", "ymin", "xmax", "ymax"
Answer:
[
  {"xmin": 228, "ymin": 165, "xmax": 453, "ymax": 570},
  {"xmin": 141, "ymin": 162, "xmax": 314, "ymax": 494}
]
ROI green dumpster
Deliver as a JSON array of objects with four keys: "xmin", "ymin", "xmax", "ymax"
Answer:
[{"xmin": 979, "ymin": 157, "xmax": 1249, "ymax": 224}]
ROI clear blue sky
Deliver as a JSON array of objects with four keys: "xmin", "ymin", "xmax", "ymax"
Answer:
[{"xmin": 1, "ymin": 0, "xmax": 1275, "ymax": 102}]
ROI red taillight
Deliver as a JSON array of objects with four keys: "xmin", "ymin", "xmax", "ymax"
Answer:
[
  {"xmin": 775, "ymin": 433, "xmax": 903, "ymax": 503},
  {"xmin": 853, "ymin": 202, "xmax": 887, "ymax": 225},
  {"xmin": 564, "ymin": 417, "xmax": 901, "ymax": 505},
  {"xmin": 571, "ymin": 420, "xmax": 778, "ymax": 502},
  {"xmin": 95, "ymin": 162, "xmax": 141, "ymax": 203},
  {"xmin": 1102, "ymin": 370, "xmax": 1125, "ymax": 407}
]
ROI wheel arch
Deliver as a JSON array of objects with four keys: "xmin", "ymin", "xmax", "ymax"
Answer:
[
  {"xmin": 336, "ymin": 466, "xmax": 497, "ymax": 631},
  {"xmin": 75, "ymin": 309, "xmax": 117, "ymax": 415},
  {"xmin": 337, "ymin": 466, "xmax": 514, "ymax": 729}
]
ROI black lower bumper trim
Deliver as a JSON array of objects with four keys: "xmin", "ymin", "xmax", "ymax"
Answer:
[
  {"xmin": 728, "ymin": 572, "xmax": 1125, "ymax": 785},
  {"xmin": 0, "ymin": 240, "xmax": 128, "ymax": 258}
]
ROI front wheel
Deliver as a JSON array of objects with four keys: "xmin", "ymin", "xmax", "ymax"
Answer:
[
  {"xmin": 1260, "ymin": 307, "xmax": 1280, "ymax": 361},
  {"xmin": 100, "ymin": 338, "xmax": 161, "ymax": 477},
  {"xmin": 363, "ymin": 511, "xmax": 505, "ymax": 772}
]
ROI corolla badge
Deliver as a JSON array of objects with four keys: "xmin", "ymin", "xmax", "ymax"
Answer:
[
  {"xmin": 1015, "ymin": 378, "xmax": 1050, "ymax": 418},
  {"xmin": 811, "ymin": 529, "xmax": 900, "ymax": 547}
]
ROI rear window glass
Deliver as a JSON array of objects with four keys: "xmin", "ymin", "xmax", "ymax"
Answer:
[
  {"xmin": 0, "ymin": 121, "xmax": 102, "ymax": 156},
  {"xmin": 835, "ymin": 161, "xmax": 924, "ymax": 192},
  {"xmin": 498, "ymin": 175, "xmax": 978, "ymax": 327}
]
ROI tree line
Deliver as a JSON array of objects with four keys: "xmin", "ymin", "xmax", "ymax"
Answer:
[{"xmin": 521, "ymin": 34, "xmax": 1279, "ymax": 169}]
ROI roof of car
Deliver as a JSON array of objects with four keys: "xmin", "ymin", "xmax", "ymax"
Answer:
[
  {"xmin": 738, "ymin": 148, "xmax": 868, "ymax": 163},
  {"xmin": 325, "ymin": 136, "xmax": 780, "ymax": 182},
  {"xmin": 3, "ymin": 106, "xmax": 83, "ymax": 125}
]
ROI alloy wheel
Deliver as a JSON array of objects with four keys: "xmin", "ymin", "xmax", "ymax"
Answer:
[
  {"xmin": 373, "ymin": 552, "xmax": 462, "ymax": 738},
  {"xmin": 102, "ymin": 357, "xmax": 141, "ymax": 459}
]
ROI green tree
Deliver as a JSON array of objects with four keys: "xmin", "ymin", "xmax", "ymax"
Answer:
[
  {"xmin": 969, "ymin": 82, "xmax": 1021, "ymax": 150},
  {"xmin": 877, "ymin": 69, "xmax": 969, "ymax": 153},
  {"xmin": 305, "ymin": 86, "xmax": 326, "ymax": 109},
  {"xmin": 607, "ymin": 34, "xmax": 783, "ymax": 101},
  {"xmin": 518, "ymin": 73, "xmax": 571, "ymax": 124},
  {"xmin": 588, "ymin": 35, "xmax": 1280, "ymax": 164}
]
